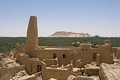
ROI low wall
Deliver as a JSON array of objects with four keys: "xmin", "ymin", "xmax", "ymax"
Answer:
[
  {"xmin": 43, "ymin": 59, "xmax": 58, "ymax": 67},
  {"xmin": 42, "ymin": 67, "xmax": 70, "ymax": 80}
]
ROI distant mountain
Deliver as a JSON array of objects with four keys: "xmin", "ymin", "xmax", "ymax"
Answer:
[{"xmin": 49, "ymin": 31, "xmax": 92, "ymax": 37}]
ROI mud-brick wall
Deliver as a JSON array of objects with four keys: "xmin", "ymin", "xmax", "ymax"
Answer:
[
  {"xmin": 0, "ymin": 65, "xmax": 25, "ymax": 80},
  {"xmin": 42, "ymin": 68, "xmax": 70, "ymax": 80}
]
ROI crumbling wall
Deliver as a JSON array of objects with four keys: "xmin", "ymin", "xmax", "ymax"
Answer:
[
  {"xmin": 16, "ymin": 53, "xmax": 46, "ymax": 75},
  {"xmin": 84, "ymin": 64, "xmax": 99, "ymax": 75},
  {"xmin": 74, "ymin": 43, "xmax": 93, "ymax": 67},
  {"xmin": 30, "ymin": 59, "xmax": 46, "ymax": 74},
  {"xmin": 0, "ymin": 65, "xmax": 25, "ymax": 80},
  {"xmin": 15, "ymin": 53, "xmax": 31, "ymax": 74},
  {"xmin": 97, "ymin": 44, "xmax": 113, "ymax": 64},
  {"xmin": 15, "ymin": 43, "xmax": 25, "ymax": 53},
  {"xmin": 99, "ymin": 63, "xmax": 120, "ymax": 80},
  {"xmin": 73, "ymin": 76, "xmax": 99, "ymax": 80},
  {"xmin": 42, "ymin": 67, "xmax": 70, "ymax": 80},
  {"xmin": 12, "ymin": 70, "xmax": 41, "ymax": 80}
]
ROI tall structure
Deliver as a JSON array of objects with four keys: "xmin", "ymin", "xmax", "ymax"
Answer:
[
  {"xmin": 24, "ymin": 16, "xmax": 113, "ymax": 69},
  {"xmin": 13, "ymin": 16, "xmax": 115, "ymax": 79},
  {"xmin": 25, "ymin": 16, "xmax": 39, "ymax": 55}
]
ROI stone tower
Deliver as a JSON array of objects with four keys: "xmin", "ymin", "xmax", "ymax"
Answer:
[{"xmin": 25, "ymin": 16, "xmax": 39, "ymax": 55}]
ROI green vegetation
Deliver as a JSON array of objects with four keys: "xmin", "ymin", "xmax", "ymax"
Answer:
[
  {"xmin": 0, "ymin": 37, "xmax": 120, "ymax": 53},
  {"xmin": 0, "ymin": 37, "xmax": 25, "ymax": 53}
]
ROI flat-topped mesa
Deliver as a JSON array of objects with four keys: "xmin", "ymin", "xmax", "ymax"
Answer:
[{"xmin": 25, "ymin": 16, "xmax": 39, "ymax": 55}]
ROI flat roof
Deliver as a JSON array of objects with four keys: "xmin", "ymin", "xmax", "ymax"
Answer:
[{"xmin": 44, "ymin": 48, "xmax": 73, "ymax": 50}]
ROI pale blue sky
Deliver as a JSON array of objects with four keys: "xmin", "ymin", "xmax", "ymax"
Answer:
[{"xmin": 0, "ymin": 0, "xmax": 120, "ymax": 37}]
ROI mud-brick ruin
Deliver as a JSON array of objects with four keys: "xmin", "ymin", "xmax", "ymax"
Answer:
[{"xmin": 0, "ymin": 16, "xmax": 120, "ymax": 80}]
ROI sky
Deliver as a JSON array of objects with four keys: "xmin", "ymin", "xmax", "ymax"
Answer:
[{"xmin": 0, "ymin": 0, "xmax": 120, "ymax": 37}]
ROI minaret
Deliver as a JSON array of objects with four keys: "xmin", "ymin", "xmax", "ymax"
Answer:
[{"xmin": 25, "ymin": 16, "xmax": 39, "ymax": 55}]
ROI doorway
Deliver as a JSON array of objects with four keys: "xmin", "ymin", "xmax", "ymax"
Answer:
[
  {"xmin": 93, "ymin": 53, "xmax": 96, "ymax": 62},
  {"xmin": 53, "ymin": 53, "xmax": 57, "ymax": 59},
  {"xmin": 37, "ymin": 65, "xmax": 42, "ymax": 72}
]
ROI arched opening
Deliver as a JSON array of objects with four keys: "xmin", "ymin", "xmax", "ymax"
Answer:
[{"xmin": 37, "ymin": 65, "xmax": 42, "ymax": 72}]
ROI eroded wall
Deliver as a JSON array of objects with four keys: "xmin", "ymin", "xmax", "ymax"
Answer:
[
  {"xmin": 74, "ymin": 43, "xmax": 94, "ymax": 67},
  {"xmin": 0, "ymin": 65, "xmax": 25, "ymax": 80},
  {"xmin": 16, "ymin": 53, "xmax": 46, "ymax": 74},
  {"xmin": 97, "ymin": 44, "xmax": 113, "ymax": 64},
  {"xmin": 42, "ymin": 67, "xmax": 70, "ymax": 80}
]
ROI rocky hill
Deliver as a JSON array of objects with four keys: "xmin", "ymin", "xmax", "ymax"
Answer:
[{"xmin": 49, "ymin": 31, "xmax": 92, "ymax": 37}]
